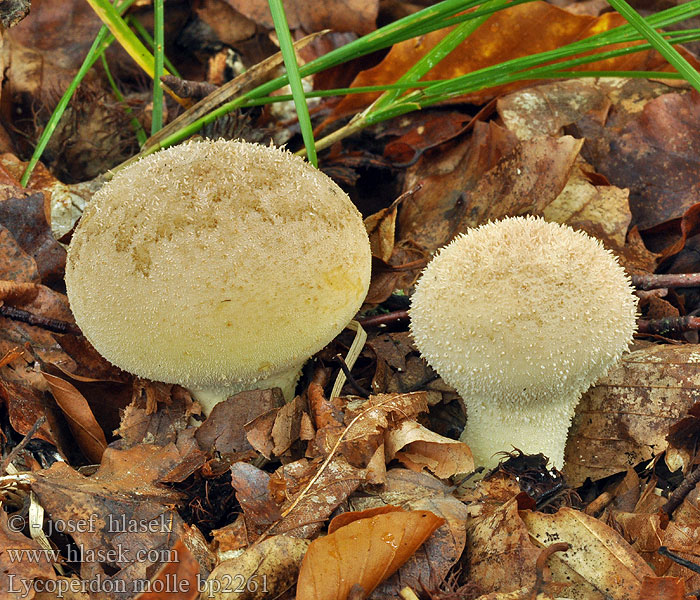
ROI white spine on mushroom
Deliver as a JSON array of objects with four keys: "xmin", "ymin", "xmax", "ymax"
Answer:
[{"xmin": 409, "ymin": 216, "xmax": 638, "ymax": 469}]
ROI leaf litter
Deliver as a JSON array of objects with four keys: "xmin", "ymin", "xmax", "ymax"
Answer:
[{"xmin": 3, "ymin": 1, "xmax": 700, "ymax": 599}]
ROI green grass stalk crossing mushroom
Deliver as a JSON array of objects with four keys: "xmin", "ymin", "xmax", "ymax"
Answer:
[
  {"xmin": 65, "ymin": 139, "xmax": 372, "ymax": 414},
  {"xmin": 409, "ymin": 216, "xmax": 638, "ymax": 469}
]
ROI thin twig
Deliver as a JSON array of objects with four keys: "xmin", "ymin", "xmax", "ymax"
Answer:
[
  {"xmin": 1, "ymin": 416, "xmax": 46, "ymax": 474},
  {"xmin": 662, "ymin": 466, "xmax": 700, "ymax": 515},
  {"xmin": 358, "ymin": 310, "xmax": 409, "ymax": 328},
  {"xmin": 0, "ymin": 305, "xmax": 81, "ymax": 335},
  {"xmin": 335, "ymin": 354, "xmax": 370, "ymax": 397},
  {"xmin": 658, "ymin": 546, "xmax": 700, "ymax": 574},
  {"xmin": 633, "ymin": 273, "xmax": 700, "ymax": 290},
  {"xmin": 637, "ymin": 316, "xmax": 700, "ymax": 335}
]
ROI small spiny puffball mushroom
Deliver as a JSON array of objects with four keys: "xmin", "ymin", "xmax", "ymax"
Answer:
[
  {"xmin": 65, "ymin": 139, "xmax": 371, "ymax": 413},
  {"xmin": 409, "ymin": 216, "xmax": 638, "ymax": 469}
]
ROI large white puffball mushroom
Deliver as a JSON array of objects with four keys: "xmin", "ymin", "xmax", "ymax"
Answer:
[
  {"xmin": 409, "ymin": 216, "xmax": 637, "ymax": 469},
  {"xmin": 65, "ymin": 139, "xmax": 371, "ymax": 413}
]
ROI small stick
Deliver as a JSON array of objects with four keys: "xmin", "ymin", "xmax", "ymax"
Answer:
[
  {"xmin": 633, "ymin": 273, "xmax": 700, "ymax": 290},
  {"xmin": 358, "ymin": 310, "xmax": 409, "ymax": 328},
  {"xmin": 0, "ymin": 416, "xmax": 46, "ymax": 474},
  {"xmin": 662, "ymin": 466, "xmax": 700, "ymax": 515},
  {"xmin": 657, "ymin": 546, "xmax": 700, "ymax": 574},
  {"xmin": 160, "ymin": 75, "xmax": 217, "ymax": 100},
  {"xmin": 335, "ymin": 354, "xmax": 370, "ymax": 397},
  {"xmin": 637, "ymin": 316, "xmax": 700, "ymax": 335},
  {"xmin": 0, "ymin": 305, "xmax": 81, "ymax": 335}
]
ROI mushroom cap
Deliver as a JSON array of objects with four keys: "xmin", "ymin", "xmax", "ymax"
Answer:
[
  {"xmin": 65, "ymin": 139, "xmax": 371, "ymax": 389},
  {"xmin": 409, "ymin": 216, "xmax": 638, "ymax": 406}
]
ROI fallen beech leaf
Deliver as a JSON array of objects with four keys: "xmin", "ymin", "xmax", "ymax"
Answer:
[
  {"xmin": 565, "ymin": 345, "xmax": 700, "ymax": 486},
  {"xmin": 327, "ymin": 2, "xmax": 686, "ymax": 122},
  {"xmin": 348, "ymin": 470, "xmax": 469, "ymax": 597},
  {"xmin": 0, "ymin": 510, "xmax": 56, "ymax": 598},
  {"xmin": 202, "ymin": 535, "xmax": 309, "ymax": 600},
  {"xmin": 296, "ymin": 507, "xmax": 443, "ymax": 599},
  {"xmin": 328, "ymin": 505, "xmax": 400, "ymax": 533},
  {"xmin": 385, "ymin": 419, "xmax": 474, "ymax": 478},
  {"xmin": 637, "ymin": 576, "xmax": 685, "ymax": 600},
  {"xmin": 42, "ymin": 371, "xmax": 107, "ymax": 463},
  {"xmin": 133, "ymin": 538, "xmax": 200, "ymax": 600},
  {"xmin": 521, "ymin": 507, "xmax": 654, "ymax": 600},
  {"xmin": 543, "ymin": 163, "xmax": 631, "ymax": 250},
  {"xmin": 399, "ymin": 126, "xmax": 582, "ymax": 253}
]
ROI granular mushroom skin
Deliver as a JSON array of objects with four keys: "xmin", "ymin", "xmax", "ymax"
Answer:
[
  {"xmin": 409, "ymin": 216, "xmax": 638, "ymax": 469},
  {"xmin": 65, "ymin": 139, "xmax": 371, "ymax": 410}
]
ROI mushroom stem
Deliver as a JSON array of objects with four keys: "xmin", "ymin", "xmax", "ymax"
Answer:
[
  {"xmin": 461, "ymin": 395, "xmax": 578, "ymax": 470},
  {"xmin": 190, "ymin": 363, "xmax": 304, "ymax": 415}
]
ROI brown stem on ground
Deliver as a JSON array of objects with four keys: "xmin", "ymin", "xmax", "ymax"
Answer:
[
  {"xmin": 0, "ymin": 305, "xmax": 81, "ymax": 335},
  {"xmin": 160, "ymin": 75, "xmax": 217, "ymax": 100},
  {"xmin": 637, "ymin": 317, "xmax": 700, "ymax": 335},
  {"xmin": 358, "ymin": 310, "xmax": 409, "ymax": 328},
  {"xmin": 533, "ymin": 542, "xmax": 570, "ymax": 599},
  {"xmin": 633, "ymin": 273, "xmax": 700, "ymax": 290},
  {"xmin": 335, "ymin": 354, "xmax": 370, "ymax": 397},
  {"xmin": 662, "ymin": 466, "xmax": 700, "ymax": 516},
  {"xmin": 1, "ymin": 415, "xmax": 46, "ymax": 474}
]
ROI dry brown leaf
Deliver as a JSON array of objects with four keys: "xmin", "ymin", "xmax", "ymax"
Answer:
[
  {"xmin": 521, "ymin": 507, "xmax": 654, "ymax": 600},
  {"xmin": 0, "ymin": 510, "xmax": 56, "ymax": 599},
  {"xmin": 326, "ymin": 2, "xmax": 686, "ymax": 121},
  {"xmin": 203, "ymin": 535, "xmax": 309, "ymax": 600},
  {"xmin": 133, "ymin": 538, "xmax": 200, "ymax": 600},
  {"xmin": 399, "ymin": 126, "xmax": 582, "ymax": 253},
  {"xmin": 227, "ymin": 0, "xmax": 378, "ymax": 34},
  {"xmin": 296, "ymin": 507, "xmax": 444, "ymax": 600},
  {"xmin": 468, "ymin": 496, "xmax": 542, "ymax": 596},
  {"xmin": 565, "ymin": 345, "xmax": 700, "ymax": 486},
  {"xmin": 348, "ymin": 469, "xmax": 469, "ymax": 598},
  {"xmin": 41, "ymin": 371, "xmax": 107, "ymax": 463},
  {"xmin": 543, "ymin": 162, "xmax": 631, "ymax": 250},
  {"xmin": 637, "ymin": 577, "xmax": 685, "ymax": 600},
  {"xmin": 385, "ymin": 419, "xmax": 473, "ymax": 478}
]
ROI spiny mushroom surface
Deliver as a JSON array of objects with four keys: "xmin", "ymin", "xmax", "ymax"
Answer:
[
  {"xmin": 65, "ymin": 139, "xmax": 371, "ymax": 412},
  {"xmin": 409, "ymin": 216, "xmax": 638, "ymax": 469}
]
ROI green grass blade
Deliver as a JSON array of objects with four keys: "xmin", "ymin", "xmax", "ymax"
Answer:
[
  {"xmin": 130, "ymin": 16, "xmax": 181, "ymax": 78},
  {"xmin": 152, "ymin": 0, "xmax": 164, "ymax": 134},
  {"xmin": 84, "ymin": 0, "xmax": 163, "ymax": 79},
  {"xmin": 268, "ymin": 0, "xmax": 317, "ymax": 167},
  {"xmin": 605, "ymin": 0, "xmax": 700, "ymax": 91},
  {"xmin": 20, "ymin": 0, "xmax": 140, "ymax": 186}
]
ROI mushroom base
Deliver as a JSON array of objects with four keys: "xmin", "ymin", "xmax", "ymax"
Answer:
[
  {"xmin": 191, "ymin": 364, "xmax": 303, "ymax": 415},
  {"xmin": 459, "ymin": 395, "xmax": 579, "ymax": 470}
]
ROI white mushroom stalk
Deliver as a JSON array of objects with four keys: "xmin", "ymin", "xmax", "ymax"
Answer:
[
  {"xmin": 409, "ymin": 216, "xmax": 638, "ymax": 469},
  {"xmin": 65, "ymin": 139, "xmax": 372, "ymax": 414}
]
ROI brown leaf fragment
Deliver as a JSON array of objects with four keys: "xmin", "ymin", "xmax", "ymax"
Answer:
[
  {"xmin": 296, "ymin": 507, "xmax": 443, "ymax": 600},
  {"xmin": 385, "ymin": 420, "xmax": 473, "ymax": 478},
  {"xmin": 227, "ymin": 0, "xmax": 378, "ymax": 34},
  {"xmin": 268, "ymin": 456, "xmax": 364, "ymax": 538},
  {"xmin": 521, "ymin": 507, "xmax": 654, "ymax": 600},
  {"xmin": 230, "ymin": 462, "xmax": 282, "ymax": 534},
  {"xmin": 348, "ymin": 469, "xmax": 469, "ymax": 598},
  {"xmin": 41, "ymin": 370, "xmax": 107, "ymax": 463},
  {"xmin": 0, "ymin": 224, "xmax": 40, "ymax": 282},
  {"xmin": 0, "ymin": 191, "xmax": 67, "ymax": 284},
  {"xmin": 468, "ymin": 496, "xmax": 542, "ymax": 596},
  {"xmin": 0, "ymin": 510, "xmax": 56, "ymax": 600},
  {"xmin": 202, "ymin": 535, "xmax": 309, "ymax": 600},
  {"xmin": 29, "ymin": 448, "xmax": 198, "ymax": 600},
  {"xmin": 196, "ymin": 388, "xmax": 283, "ymax": 454},
  {"xmin": 583, "ymin": 91, "xmax": 700, "ymax": 231},
  {"xmin": 133, "ymin": 538, "xmax": 201, "ymax": 600},
  {"xmin": 637, "ymin": 576, "xmax": 685, "ymax": 600},
  {"xmin": 565, "ymin": 345, "xmax": 700, "ymax": 486}
]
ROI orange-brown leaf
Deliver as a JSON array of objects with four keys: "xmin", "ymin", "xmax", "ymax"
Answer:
[{"xmin": 296, "ymin": 508, "xmax": 443, "ymax": 599}]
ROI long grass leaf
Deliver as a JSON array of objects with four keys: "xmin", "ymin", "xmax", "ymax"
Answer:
[{"xmin": 268, "ymin": 0, "xmax": 317, "ymax": 166}]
